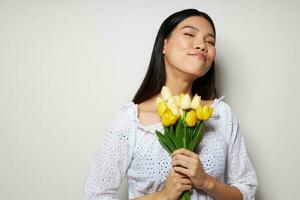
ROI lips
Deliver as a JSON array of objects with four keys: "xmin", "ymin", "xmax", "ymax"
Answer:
[{"xmin": 188, "ymin": 52, "xmax": 207, "ymax": 61}]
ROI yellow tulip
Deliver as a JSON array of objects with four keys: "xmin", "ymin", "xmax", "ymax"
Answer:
[
  {"xmin": 174, "ymin": 95, "xmax": 180, "ymax": 107},
  {"xmin": 185, "ymin": 110, "xmax": 197, "ymax": 127},
  {"xmin": 161, "ymin": 86, "xmax": 172, "ymax": 101},
  {"xmin": 179, "ymin": 94, "xmax": 191, "ymax": 110},
  {"xmin": 169, "ymin": 102, "xmax": 180, "ymax": 117},
  {"xmin": 167, "ymin": 96, "xmax": 177, "ymax": 108},
  {"xmin": 156, "ymin": 97, "xmax": 164, "ymax": 107},
  {"xmin": 172, "ymin": 115, "xmax": 179, "ymax": 125},
  {"xmin": 157, "ymin": 101, "xmax": 168, "ymax": 117},
  {"xmin": 178, "ymin": 93, "xmax": 184, "ymax": 106},
  {"xmin": 196, "ymin": 105, "xmax": 213, "ymax": 121},
  {"xmin": 179, "ymin": 108, "xmax": 184, "ymax": 116},
  {"xmin": 161, "ymin": 109, "xmax": 178, "ymax": 126},
  {"xmin": 190, "ymin": 94, "xmax": 201, "ymax": 110}
]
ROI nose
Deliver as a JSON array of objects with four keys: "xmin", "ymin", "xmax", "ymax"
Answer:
[{"xmin": 194, "ymin": 40, "xmax": 207, "ymax": 52}]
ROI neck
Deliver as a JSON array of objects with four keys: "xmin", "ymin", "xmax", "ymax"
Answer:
[
  {"xmin": 164, "ymin": 78, "xmax": 193, "ymax": 97},
  {"xmin": 163, "ymin": 63, "xmax": 196, "ymax": 97}
]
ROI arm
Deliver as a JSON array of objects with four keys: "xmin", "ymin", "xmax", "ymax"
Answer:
[
  {"xmin": 171, "ymin": 147, "xmax": 243, "ymax": 200},
  {"xmin": 84, "ymin": 105, "xmax": 135, "ymax": 200},
  {"xmin": 200, "ymin": 175, "xmax": 243, "ymax": 200},
  {"xmin": 194, "ymin": 107, "xmax": 257, "ymax": 200},
  {"xmin": 218, "ymin": 107, "xmax": 258, "ymax": 200},
  {"xmin": 171, "ymin": 105, "xmax": 257, "ymax": 200},
  {"xmin": 132, "ymin": 168, "xmax": 193, "ymax": 200},
  {"xmin": 131, "ymin": 191, "xmax": 166, "ymax": 200}
]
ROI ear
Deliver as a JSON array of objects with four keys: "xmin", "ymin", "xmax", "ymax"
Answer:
[{"xmin": 163, "ymin": 39, "xmax": 167, "ymax": 54}]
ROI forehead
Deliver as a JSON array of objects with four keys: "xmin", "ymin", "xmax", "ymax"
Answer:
[{"xmin": 174, "ymin": 16, "xmax": 214, "ymax": 35}]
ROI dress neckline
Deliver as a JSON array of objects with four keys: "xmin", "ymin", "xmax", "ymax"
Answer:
[{"xmin": 130, "ymin": 95, "xmax": 226, "ymax": 133}]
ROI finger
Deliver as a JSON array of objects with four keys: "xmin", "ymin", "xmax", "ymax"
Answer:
[
  {"xmin": 172, "ymin": 148, "xmax": 198, "ymax": 159},
  {"xmin": 173, "ymin": 170, "xmax": 187, "ymax": 178},
  {"xmin": 173, "ymin": 154, "xmax": 196, "ymax": 165},
  {"xmin": 179, "ymin": 177, "xmax": 192, "ymax": 185},
  {"xmin": 170, "ymin": 168, "xmax": 187, "ymax": 179},
  {"xmin": 170, "ymin": 168, "xmax": 178, "ymax": 175},
  {"xmin": 173, "ymin": 166, "xmax": 190, "ymax": 177},
  {"xmin": 172, "ymin": 157, "xmax": 191, "ymax": 169},
  {"xmin": 179, "ymin": 184, "xmax": 192, "ymax": 192}
]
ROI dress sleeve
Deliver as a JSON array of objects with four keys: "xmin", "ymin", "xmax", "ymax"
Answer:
[
  {"xmin": 224, "ymin": 106, "xmax": 258, "ymax": 200},
  {"xmin": 84, "ymin": 104, "xmax": 136, "ymax": 200}
]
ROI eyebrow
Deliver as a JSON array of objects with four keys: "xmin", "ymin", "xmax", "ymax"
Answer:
[{"xmin": 180, "ymin": 25, "xmax": 215, "ymax": 39}]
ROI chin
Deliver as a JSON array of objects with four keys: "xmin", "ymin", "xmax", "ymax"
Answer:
[{"xmin": 184, "ymin": 65, "xmax": 209, "ymax": 76}]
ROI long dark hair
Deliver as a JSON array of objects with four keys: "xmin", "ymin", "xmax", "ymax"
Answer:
[{"xmin": 132, "ymin": 9, "xmax": 218, "ymax": 104}]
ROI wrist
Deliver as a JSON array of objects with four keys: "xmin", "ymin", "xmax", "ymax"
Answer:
[
  {"xmin": 157, "ymin": 190, "xmax": 170, "ymax": 200},
  {"xmin": 200, "ymin": 175, "xmax": 216, "ymax": 192}
]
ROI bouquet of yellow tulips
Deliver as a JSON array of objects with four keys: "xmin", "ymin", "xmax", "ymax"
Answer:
[{"xmin": 155, "ymin": 86, "xmax": 214, "ymax": 200}]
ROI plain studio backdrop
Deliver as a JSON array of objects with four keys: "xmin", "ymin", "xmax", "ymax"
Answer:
[{"xmin": 1, "ymin": 0, "xmax": 300, "ymax": 199}]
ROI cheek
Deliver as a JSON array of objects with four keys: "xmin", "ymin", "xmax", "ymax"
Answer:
[
  {"xmin": 209, "ymin": 47, "xmax": 216, "ymax": 59},
  {"xmin": 172, "ymin": 37, "xmax": 191, "ymax": 52},
  {"xmin": 165, "ymin": 39, "xmax": 188, "ymax": 65},
  {"xmin": 206, "ymin": 49, "xmax": 216, "ymax": 63}
]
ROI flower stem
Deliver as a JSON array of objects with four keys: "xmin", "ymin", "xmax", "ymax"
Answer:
[{"xmin": 180, "ymin": 191, "xmax": 191, "ymax": 200}]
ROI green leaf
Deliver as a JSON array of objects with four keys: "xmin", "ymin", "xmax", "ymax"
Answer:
[
  {"xmin": 168, "ymin": 124, "xmax": 179, "ymax": 149},
  {"xmin": 187, "ymin": 122, "xmax": 204, "ymax": 151},
  {"xmin": 186, "ymin": 126, "xmax": 191, "ymax": 146},
  {"xmin": 175, "ymin": 118, "xmax": 183, "ymax": 147},
  {"xmin": 182, "ymin": 123, "xmax": 187, "ymax": 148},
  {"xmin": 156, "ymin": 130, "xmax": 172, "ymax": 154},
  {"xmin": 170, "ymin": 124, "xmax": 175, "ymax": 135},
  {"xmin": 163, "ymin": 127, "xmax": 176, "ymax": 152},
  {"xmin": 192, "ymin": 121, "xmax": 203, "ymax": 140},
  {"xmin": 191, "ymin": 121, "xmax": 199, "ymax": 139},
  {"xmin": 180, "ymin": 191, "xmax": 191, "ymax": 200},
  {"xmin": 155, "ymin": 130, "xmax": 166, "ymax": 142},
  {"xmin": 158, "ymin": 139, "xmax": 172, "ymax": 154},
  {"xmin": 171, "ymin": 121, "xmax": 181, "ymax": 149},
  {"xmin": 163, "ymin": 126, "xmax": 169, "ymax": 135}
]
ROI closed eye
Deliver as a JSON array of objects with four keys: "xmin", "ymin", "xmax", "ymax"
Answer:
[
  {"xmin": 184, "ymin": 33, "xmax": 194, "ymax": 37},
  {"xmin": 206, "ymin": 41, "xmax": 215, "ymax": 46}
]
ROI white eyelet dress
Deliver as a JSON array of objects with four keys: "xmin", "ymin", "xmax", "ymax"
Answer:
[{"xmin": 83, "ymin": 95, "xmax": 258, "ymax": 200}]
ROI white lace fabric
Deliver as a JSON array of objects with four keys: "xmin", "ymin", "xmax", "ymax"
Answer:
[{"xmin": 83, "ymin": 96, "xmax": 258, "ymax": 200}]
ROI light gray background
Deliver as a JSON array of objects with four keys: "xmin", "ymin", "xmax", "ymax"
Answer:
[{"xmin": 1, "ymin": 0, "xmax": 300, "ymax": 199}]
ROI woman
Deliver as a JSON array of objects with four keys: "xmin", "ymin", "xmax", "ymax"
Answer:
[{"xmin": 84, "ymin": 9, "xmax": 258, "ymax": 200}]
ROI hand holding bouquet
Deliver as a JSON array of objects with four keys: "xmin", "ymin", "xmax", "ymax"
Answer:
[{"xmin": 155, "ymin": 86, "xmax": 214, "ymax": 200}]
